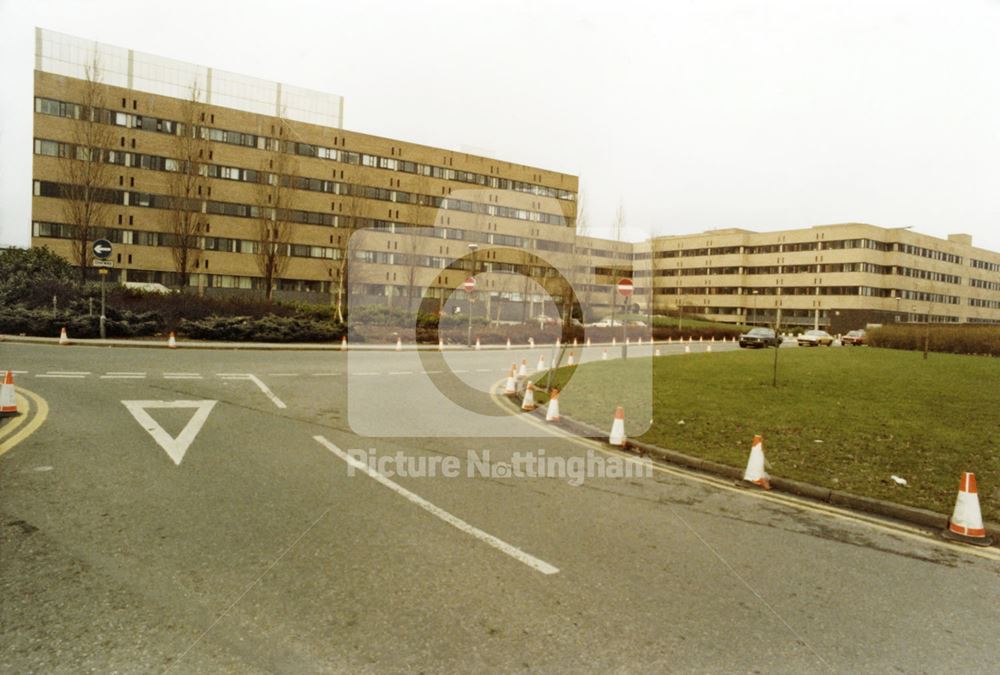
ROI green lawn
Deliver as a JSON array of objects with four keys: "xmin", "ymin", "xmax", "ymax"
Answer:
[{"xmin": 535, "ymin": 348, "xmax": 1000, "ymax": 521}]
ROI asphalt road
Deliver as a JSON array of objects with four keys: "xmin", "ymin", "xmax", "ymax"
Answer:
[{"xmin": 1, "ymin": 341, "xmax": 998, "ymax": 673}]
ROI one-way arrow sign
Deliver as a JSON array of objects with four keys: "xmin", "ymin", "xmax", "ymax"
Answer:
[
  {"xmin": 122, "ymin": 400, "xmax": 216, "ymax": 465},
  {"xmin": 92, "ymin": 239, "xmax": 113, "ymax": 259}
]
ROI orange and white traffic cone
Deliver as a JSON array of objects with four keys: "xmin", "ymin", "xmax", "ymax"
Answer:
[
  {"xmin": 518, "ymin": 359, "xmax": 529, "ymax": 378},
  {"xmin": 341, "ymin": 336, "xmax": 347, "ymax": 351},
  {"xmin": 573, "ymin": 338, "xmax": 578, "ymax": 347},
  {"xmin": 439, "ymin": 337, "xmax": 445, "ymax": 351},
  {"xmin": 625, "ymin": 337, "xmax": 630, "ymax": 346},
  {"xmin": 699, "ymin": 336, "xmax": 703, "ymax": 343},
  {"xmin": 167, "ymin": 332, "xmax": 177, "ymax": 349},
  {"xmin": 475, "ymin": 337, "xmax": 481, "ymax": 351},
  {"xmin": 556, "ymin": 337, "xmax": 561, "ymax": 349},
  {"xmin": 545, "ymin": 388, "xmax": 561, "ymax": 422},
  {"xmin": 602, "ymin": 348, "xmax": 608, "ymax": 361},
  {"xmin": 609, "ymin": 406, "xmax": 626, "ymax": 446},
  {"xmin": 522, "ymin": 382, "xmax": 537, "ymax": 411},
  {"xmin": 506, "ymin": 337, "xmax": 511, "ymax": 350},
  {"xmin": 528, "ymin": 337, "xmax": 535, "ymax": 348},
  {"xmin": 612, "ymin": 336, "xmax": 617, "ymax": 346},
  {"xmin": 739, "ymin": 435, "xmax": 771, "ymax": 490},
  {"xmin": 59, "ymin": 326, "xmax": 70, "ymax": 346},
  {"xmin": 711, "ymin": 336, "xmax": 715, "ymax": 342},
  {"xmin": 395, "ymin": 337, "xmax": 402, "ymax": 351},
  {"xmin": 943, "ymin": 472, "xmax": 993, "ymax": 546},
  {"xmin": 536, "ymin": 355, "xmax": 545, "ymax": 372},
  {"xmin": 503, "ymin": 367, "xmax": 517, "ymax": 396},
  {"xmin": 586, "ymin": 337, "xmax": 592, "ymax": 347},
  {"xmin": 0, "ymin": 371, "xmax": 17, "ymax": 416},
  {"xmin": 567, "ymin": 351, "xmax": 575, "ymax": 366}
]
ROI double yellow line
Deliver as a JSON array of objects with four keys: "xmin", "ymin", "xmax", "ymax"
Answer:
[
  {"xmin": 0, "ymin": 387, "xmax": 49, "ymax": 457},
  {"xmin": 489, "ymin": 379, "xmax": 1000, "ymax": 562}
]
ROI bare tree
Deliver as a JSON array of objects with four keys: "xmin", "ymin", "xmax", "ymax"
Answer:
[
  {"xmin": 404, "ymin": 168, "xmax": 433, "ymax": 312},
  {"xmin": 333, "ymin": 184, "xmax": 362, "ymax": 322},
  {"xmin": 166, "ymin": 84, "xmax": 207, "ymax": 290},
  {"xmin": 59, "ymin": 55, "xmax": 115, "ymax": 285},
  {"xmin": 612, "ymin": 198, "xmax": 626, "ymax": 242},
  {"xmin": 254, "ymin": 123, "xmax": 297, "ymax": 300}
]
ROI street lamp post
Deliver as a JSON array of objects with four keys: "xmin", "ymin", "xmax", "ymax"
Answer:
[
  {"xmin": 467, "ymin": 243, "xmax": 478, "ymax": 348},
  {"xmin": 752, "ymin": 289, "xmax": 759, "ymax": 326}
]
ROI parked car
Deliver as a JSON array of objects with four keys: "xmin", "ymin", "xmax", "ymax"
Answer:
[
  {"xmin": 797, "ymin": 329, "xmax": 835, "ymax": 347},
  {"xmin": 739, "ymin": 327, "xmax": 780, "ymax": 348},
  {"xmin": 841, "ymin": 329, "xmax": 867, "ymax": 346},
  {"xmin": 591, "ymin": 318, "xmax": 623, "ymax": 327}
]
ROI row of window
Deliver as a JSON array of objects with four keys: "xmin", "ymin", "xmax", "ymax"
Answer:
[
  {"xmin": 896, "ymin": 266, "xmax": 962, "ymax": 285},
  {"xmin": 972, "ymin": 258, "xmax": 1000, "ymax": 273},
  {"xmin": 36, "ymin": 95, "xmax": 575, "ymax": 203}
]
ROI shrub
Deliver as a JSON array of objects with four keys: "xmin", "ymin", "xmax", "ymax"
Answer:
[
  {"xmin": 869, "ymin": 324, "xmax": 1000, "ymax": 357},
  {"xmin": 0, "ymin": 305, "xmax": 162, "ymax": 338},
  {"xmin": 0, "ymin": 246, "xmax": 80, "ymax": 308},
  {"xmin": 178, "ymin": 314, "xmax": 346, "ymax": 343}
]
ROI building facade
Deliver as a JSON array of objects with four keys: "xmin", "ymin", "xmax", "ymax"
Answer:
[{"xmin": 29, "ymin": 30, "xmax": 1000, "ymax": 329}]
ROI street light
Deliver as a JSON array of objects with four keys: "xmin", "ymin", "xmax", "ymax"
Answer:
[
  {"xmin": 752, "ymin": 289, "xmax": 759, "ymax": 326},
  {"xmin": 467, "ymin": 243, "xmax": 478, "ymax": 348}
]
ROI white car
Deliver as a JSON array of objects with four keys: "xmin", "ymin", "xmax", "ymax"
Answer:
[
  {"xmin": 591, "ymin": 318, "xmax": 623, "ymax": 327},
  {"xmin": 797, "ymin": 329, "xmax": 834, "ymax": 347}
]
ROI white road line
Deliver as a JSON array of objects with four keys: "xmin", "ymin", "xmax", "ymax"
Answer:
[
  {"xmin": 475, "ymin": 368, "xmax": 493, "ymax": 372},
  {"xmin": 37, "ymin": 374, "xmax": 86, "ymax": 379},
  {"xmin": 101, "ymin": 374, "xmax": 146, "ymax": 379},
  {"xmin": 453, "ymin": 369, "xmax": 469, "ymax": 373},
  {"xmin": 106, "ymin": 371, "xmax": 145, "ymax": 376},
  {"xmin": 246, "ymin": 375, "xmax": 287, "ymax": 409},
  {"xmin": 164, "ymin": 373, "xmax": 203, "ymax": 379},
  {"xmin": 46, "ymin": 371, "xmax": 90, "ymax": 375},
  {"xmin": 216, "ymin": 373, "xmax": 287, "ymax": 409},
  {"xmin": 388, "ymin": 371, "xmax": 412, "ymax": 375},
  {"xmin": 311, "ymin": 373, "xmax": 338, "ymax": 377},
  {"xmin": 354, "ymin": 372, "xmax": 380, "ymax": 376},
  {"xmin": 425, "ymin": 370, "xmax": 443, "ymax": 375},
  {"xmin": 10, "ymin": 371, "xmax": 29, "ymax": 375},
  {"xmin": 314, "ymin": 436, "xmax": 559, "ymax": 576},
  {"xmin": 268, "ymin": 373, "xmax": 298, "ymax": 377}
]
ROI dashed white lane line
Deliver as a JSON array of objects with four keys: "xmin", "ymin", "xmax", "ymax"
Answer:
[
  {"xmin": 354, "ymin": 372, "xmax": 380, "ymax": 376},
  {"xmin": 164, "ymin": 373, "xmax": 203, "ymax": 380},
  {"xmin": 475, "ymin": 368, "xmax": 493, "ymax": 372},
  {"xmin": 101, "ymin": 373, "xmax": 146, "ymax": 379},
  {"xmin": 46, "ymin": 371, "xmax": 90, "ymax": 375},
  {"xmin": 268, "ymin": 373, "xmax": 299, "ymax": 377},
  {"xmin": 37, "ymin": 373, "xmax": 86, "ymax": 379},
  {"xmin": 311, "ymin": 372, "xmax": 339, "ymax": 377},
  {"xmin": 388, "ymin": 371, "xmax": 412, "ymax": 375},
  {"xmin": 314, "ymin": 435, "xmax": 559, "ymax": 576}
]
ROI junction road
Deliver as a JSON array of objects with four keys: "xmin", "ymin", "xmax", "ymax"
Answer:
[{"xmin": 1, "ymin": 341, "xmax": 997, "ymax": 672}]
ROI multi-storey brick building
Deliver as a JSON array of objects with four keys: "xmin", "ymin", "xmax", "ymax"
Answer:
[{"xmin": 29, "ymin": 30, "xmax": 1000, "ymax": 330}]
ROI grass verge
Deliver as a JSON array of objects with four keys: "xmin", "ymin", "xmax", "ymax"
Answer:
[{"xmin": 534, "ymin": 348, "xmax": 1000, "ymax": 521}]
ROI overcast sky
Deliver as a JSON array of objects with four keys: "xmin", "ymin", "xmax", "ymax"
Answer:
[{"xmin": 2, "ymin": 0, "xmax": 1000, "ymax": 252}]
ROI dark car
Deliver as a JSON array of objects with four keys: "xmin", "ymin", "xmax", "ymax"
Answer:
[
  {"xmin": 739, "ymin": 327, "xmax": 780, "ymax": 348},
  {"xmin": 842, "ymin": 329, "xmax": 867, "ymax": 346}
]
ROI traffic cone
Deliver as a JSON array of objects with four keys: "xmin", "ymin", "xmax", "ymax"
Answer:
[
  {"xmin": 567, "ymin": 351, "xmax": 575, "ymax": 366},
  {"xmin": 625, "ymin": 337, "xmax": 630, "ymax": 346},
  {"xmin": 612, "ymin": 336, "xmax": 617, "ymax": 346},
  {"xmin": 518, "ymin": 359, "xmax": 529, "ymax": 378},
  {"xmin": 439, "ymin": 337, "xmax": 445, "ymax": 351},
  {"xmin": 395, "ymin": 337, "xmax": 402, "ymax": 351},
  {"xmin": 475, "ymin": 337, "xmax": 481, "ymax": 351},
  {"xmin": 943, "ymin": 473, "xmax": 993, "ymax": 546},
  {"xmin": 739, "ymin": 435, "xmax": 771, "ymax": 490},
  {"xmin": 556, "ymin": 337, "xmax": 561, "ymax": 349},
  {"xmin": 536, "ymin": 355, "xmax": 545, "ymax": 372},
  {"xmin": 506, "ymin": 337, "xmax": 511, "ymax": 350},
  {"xmin": 59, "ymin": 326, "xmax": 70, "ymax": 346},
  {"xmin": 711, "ymin": 336, "xmax": 715, "ymax": 342},
  {"xmin": 522, "ymin": 382, "xmax": 536, "ymax": 411},
  {"xmin": 167, "ymin": 332, "xmax": 177, "ymax": 349},
  {"xmin": 0, "ymin": 371, "xmax": 17, "ymax": 416},
  {"xmin": 528, "ymin": 337, "xmax": 535, "ymax": 348},
  {"xmin": 706, "ymin": 345, "xmax": 712, "ymax": 353},
  {"xmin": 699, "ymin": 336, "xmax": 703, "ymax": 343},
  {"xmin": 341, "ymin": 336, "xmax": 347, "ymax": 351},
  {"xmin": 573, "ymin": 338, "xmax": 578, "ymax": 347},
  {"xmin": 609, "ymin": 406, "xmax": 626, "ymax": 446},
  {"xmin": 586, "ymin": 337, "xmax": 592, "ymax": 347},
  {"xmin": 684, "ymin": 345, "xmax": 690, "ymax": 353},
  {"xmin": 503, "ymin": 367, "xmax": 517, "ymax": 395},
  {"xmin": 545, "ymin": 388, "xmax": 561, "ymax": 422},
  {"xmin": 655, "ymin": 347, "xmax": 661, "ymax": 357},
  {"xmin": 668, "ymin": 336, "xmax": 673, "ymax": 344},
  {"xmin": 602, "ymin": 348, "xmax": 608, "ymax": 361}
]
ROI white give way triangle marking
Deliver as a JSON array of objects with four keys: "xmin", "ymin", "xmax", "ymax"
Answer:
[{"xmin": 122, "ymin": 400, "xmax": 217, "ymax": 465}]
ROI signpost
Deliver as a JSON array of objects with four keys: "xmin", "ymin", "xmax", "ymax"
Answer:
[
  {"xmin": 464, "ymin": 276, "xmax": 477, "ymax": 348},
  {"xmin": 616, "ymin": 277, "xmax": 633, "ymax": 358},
  {"xmin": 92, "ymin": 240, "xmax": 113, "ymax": 339}
]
